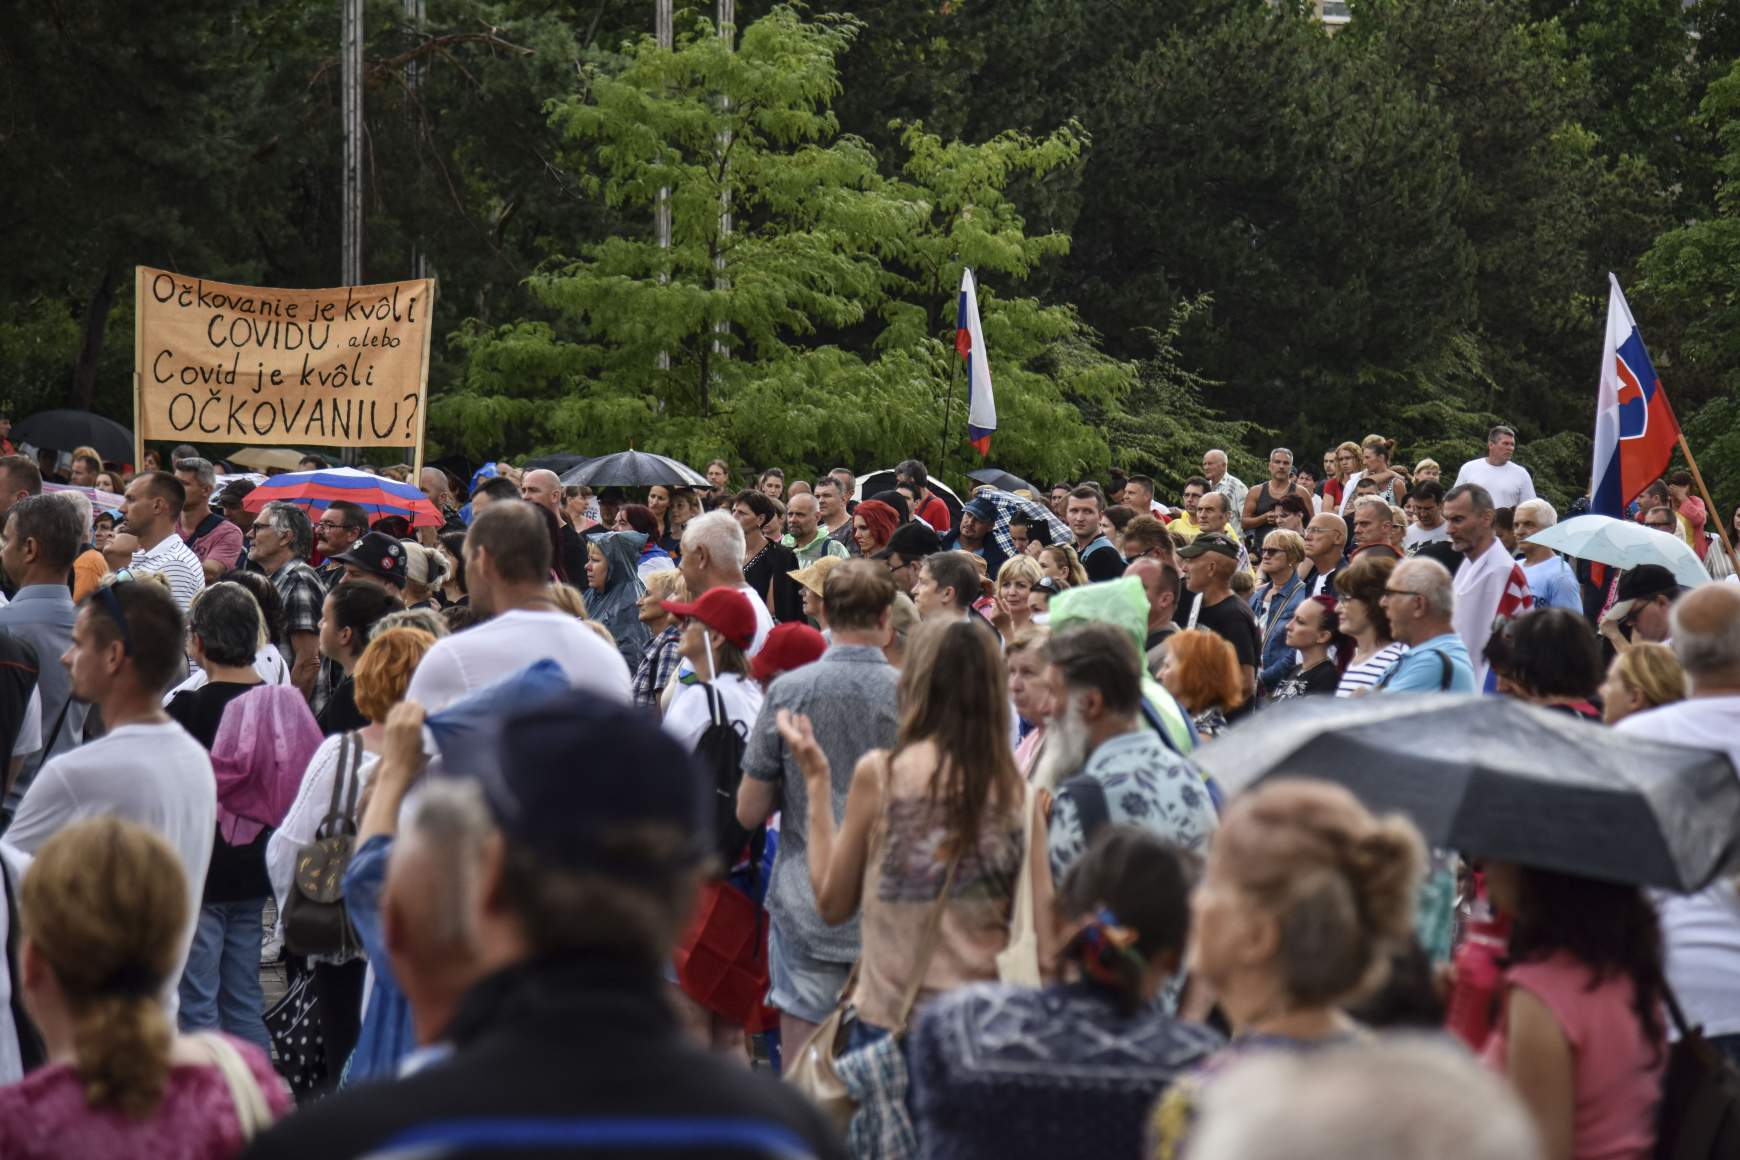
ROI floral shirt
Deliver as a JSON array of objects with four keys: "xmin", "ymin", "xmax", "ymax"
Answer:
[{"xmin": 1047, "ymin": 729, "xmax": 1219, "ymax": 883}]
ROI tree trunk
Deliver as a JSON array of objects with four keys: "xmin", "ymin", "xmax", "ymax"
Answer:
[{"xmin": 71, "ymin": 266, "xmax": 119, "ymax": 411}]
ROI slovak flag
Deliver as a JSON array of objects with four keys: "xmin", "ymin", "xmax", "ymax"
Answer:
[
  {"xmin": 1591, "ymin": 274, "xmax": 1679, "ymax": 517},
  {"xmin": 956, "ymin": 268, "xmax": 997, "ymax": 455}
]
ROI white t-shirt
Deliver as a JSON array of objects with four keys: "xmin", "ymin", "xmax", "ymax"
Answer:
[
  {"xmin": 2, "ymin": 721, "xmax": 217, "ymax": 1018},
  {"xmin": 1452, "ymin": 457, "xmax": 1536, "ymax": 510},
  {"xmin": 131, "ymin": 532, "xmax": 206, "ymax": 614},
  {"xmin": 267, "ymin": 732, "xmax": 379, "ymax": 923},
  {"xmin": 663, "ymin": 672, "xmax": 765, "ymax": 752},
  {"xmin": 405, "ymin": 608, "xmax": 633, "ymax": 712},
  {"xmin": 1403, "ymin": 521, "xmax": 1450, "ymax": 550},
  {"xmin": 1336, "ymin": 642, "xmax": 1408, "ymax": 697},
  {"xmin": 1615, "ymin": 696, "xmax": 1740, "ymax": 1037},
  {"xmin": 736, "ymin": 584, "xmax": 775, "ymax": 656}
]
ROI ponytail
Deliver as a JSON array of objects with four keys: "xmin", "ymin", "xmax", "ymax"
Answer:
[
  {"xmin": 70, "ymin": 992, "xmax": 174, "ymax": 1118},
  {"xmin": 1054, "ymin": 828, "xmax": 1192, "ymax": 1015}
]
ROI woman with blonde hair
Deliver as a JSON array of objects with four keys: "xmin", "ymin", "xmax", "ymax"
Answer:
[
  {"xmin": 0, "ymin": 818, "xmax": 291, "ymax": 1155},
  {"xmin": 993, "ymin": 554, "xmax": 1043, "ymax": 637},
  {"xmin": 1039, "ymin": 543, "xmax": 1090, "ymax": 589},
  {"xmin": 266, "ymin": 627, "xmax": 436, "ymax": 1084},
  {"xmin": 1598, "ymin": 641, "xmax": 1685, "ymax": 724},
  {"xmin": 1157, "ymin": 628, "xmax": 1244, "ymax": 738},
  {"xmin": 632, "ymin": 568, "xmax": 689, "ymax": 709},
  {"xmin": 1151, "ymin": 780, "xmax": 1425, "ymax": 1159}
]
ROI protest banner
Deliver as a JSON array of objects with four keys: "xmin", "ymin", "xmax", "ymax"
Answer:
[{"xmin": 133, "ymin": 266, "xmax": 435, "ymax": 470}]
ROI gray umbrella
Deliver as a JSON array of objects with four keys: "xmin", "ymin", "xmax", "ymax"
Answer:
[
  {"xmin": 968, "ymin": 467, "xmax": 1039, "ymax": 496},
  {"xmin": 1193, "ymin": 694, "xmax": 1740, "ymax": 893},
  {"xmin": 559, "ymin": 450, "xmax": 707, "ymax": 488},
  {"xmin": 973, "ymin": 488, "xmax": 1072, "ymax": 560}
]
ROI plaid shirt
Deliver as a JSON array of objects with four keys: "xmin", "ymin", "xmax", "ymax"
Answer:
[
  {"xmin": 271, "ymin": 559, "xmax": 331, "ymax": 715},
  {"xmin": 632, "ymin": 623, "xmax": 683, "ymax": 709}
]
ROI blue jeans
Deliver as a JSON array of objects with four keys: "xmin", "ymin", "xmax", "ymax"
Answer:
[{"xmin": 178, "ymin": 898, "xmax": 271, "ymax": 1055}]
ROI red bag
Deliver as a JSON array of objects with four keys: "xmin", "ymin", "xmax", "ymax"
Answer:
[{"xmin": 674, "ymin": 881, "xmax": 779, "ymax": 1032}]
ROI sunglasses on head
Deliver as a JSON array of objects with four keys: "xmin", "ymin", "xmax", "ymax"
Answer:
[{"xmin": 93, "ymin": 572, "xmax": 136, "ymax": 655}]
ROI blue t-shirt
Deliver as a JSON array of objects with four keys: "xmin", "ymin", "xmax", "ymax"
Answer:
[
  {"xmin": 1378, "ymin": 633, "xmax": 1475, "ymax": 693},
  {"xmin": 1523, "ymin": 555, "xmax": 1582, "ymax": 613}
]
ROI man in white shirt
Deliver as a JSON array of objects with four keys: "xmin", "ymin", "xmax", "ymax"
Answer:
[
  {"xmin": 406, "ymin": 502, "xmax": 632, "ymax": 713},
  {"xmin": 1202, "ymin": 449, "xmax": 1248, "ymax": 535},
  {"xmin": 1614, "ymin": 584, "xmax": 1740, "ymax": 1052},
  {"xmin": 3, "ymin": 581, "xmax": 216, "ymax": 1018},
  {"xmin": 1452, "ymin": 424, "xmax": 1537, "ymax": 510},
  {"xmin": 1402, "ymin": 479, "xmax": 1450, "ymax": 553},
  {"xmin": 678, "ymin": 510, "xmax": 773, "ymax": 655},
  {"xmin": 123, "ymin": 471, "xmax": 205, "ymax": 613},
  {"xmin": 1444, "ymin": 483, "xmax": 1532, "ymax": 690}
]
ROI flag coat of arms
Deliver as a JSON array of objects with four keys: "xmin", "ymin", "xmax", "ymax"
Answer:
[
  {"xmin": 1591, "ymin": 274, "xmax": 1679, "ymax": 518},
  {"xmin": 956, "ymin": 269, "xmax": 997, "ymax": 455}
]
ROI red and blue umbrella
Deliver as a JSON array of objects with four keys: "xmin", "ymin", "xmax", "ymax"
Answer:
[{"xmin": 242, "ymin": 466, "xmax": 444, "ymax": 528}]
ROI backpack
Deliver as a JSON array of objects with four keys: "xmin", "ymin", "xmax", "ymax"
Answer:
[
  {"xmin": 695, "ymin": 683, "xmax": 756, "ymax": 867},
  {"xmin": 1376, "ymin": 648, "xmax": 1454, "ymax": 692},
  {"xmin": 282, "ymin": 731, "xmax": 363, "ymax": 959},
  {"xmin": 1656, "ymin": 984, "xmax": 1740, "ymax": 1160}
]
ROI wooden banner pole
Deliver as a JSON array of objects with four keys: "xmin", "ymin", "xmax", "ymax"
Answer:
[
  {"xmin": 132, "ymin": 266, "xmax": 145, "ymax": 473},
  {"xmin": 1678, "ymin": 433, "xmax": 1735, "ymax": 565},
  {"xmin": 411, "ymin": 279, "xmax": 435, "ymax": 477}
]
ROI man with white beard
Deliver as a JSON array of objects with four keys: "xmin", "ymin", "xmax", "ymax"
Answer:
[{"xmin": 1038, "ymin": 622, "xmax": 1220, "ymax": 882}]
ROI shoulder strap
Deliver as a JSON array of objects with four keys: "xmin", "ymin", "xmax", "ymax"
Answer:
[
  {"xmin": 319, "ymin": 732, "xmax": 362, "ymax": 838},
  {"xmin": 1, "ymin": 854, "xmax": 44, "ymax": 1071},
  {"xmin": 893, "ymin": 851, "xmax": 964, "ymax": 1034},
  {"xmin": 1059, "ymin": 775, "xmax": 1112, "ymax": 847},
  {"xmin": 193, "ymin": 1032, "xmax": 272, "ymax": 1141},
  {"xmin": 1437, "ymin": 650, "xmax": 1454, "ymax": 691},
  {"xmin": 700, "ymin": 681, "xmax": 727, "ymax": 729}
]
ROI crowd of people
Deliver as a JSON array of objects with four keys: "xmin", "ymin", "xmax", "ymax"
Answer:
[{"xmin": 0, "ymin": 426, "xmax": 1732, "ymax": 1160}]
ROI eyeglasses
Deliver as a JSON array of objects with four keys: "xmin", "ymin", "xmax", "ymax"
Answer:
[
  {"xmin": 1382, "ymin": 587, "xmax": 1424, "ymax": 599},
  {"xmin": 93, "ymin": 574, "xmax": 135, "ymax": 655},
  {"xmin": 1645, "ymin": 520, "xmax": 1674, "ymax": 531}
]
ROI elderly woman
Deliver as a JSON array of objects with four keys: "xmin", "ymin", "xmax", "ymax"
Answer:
[
  {"xmin": 584, "ymin": 531, "xmax": 653, "ymax": 673},
  {"xmin": 1251, "ymin": 529, "xmax": 1307, "ymax": 698},
  {"xmin": 1598, "ymin": 642, "xmax": 1684, "ymax": 724},
  {"xmin": 789, "ymin": 554, "xmax": 844, "ymax": 633},
  {"xmin": 632, "ymin": 568, "xmax": 689, "ymax": 709}
]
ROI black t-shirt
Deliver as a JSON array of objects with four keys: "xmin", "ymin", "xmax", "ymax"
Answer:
[
  {"xmin": 1191, "ymin": 593, "xmax": 1261, "ymax": 676},
  {"xmin": 1079, "ymin": 539, "xmax": 1126, "ymax": 582},
  {"xmin": 743, "ymin": 541, "xmax": 803, "ymax": 623},
  {"xmin": 558, "ymin": 523, "xmax": 592, "ymax": 588},
  {"xmin": 318, "ymin": 674, "xmax": 369, "ymax": 736},
  {"xmin": 1271, "ymin": 658, "xmax": 1340, "ymax": 700},
  {"xmin": 167, "ymin": 680, "xmax": 273, "ymax": 904}
]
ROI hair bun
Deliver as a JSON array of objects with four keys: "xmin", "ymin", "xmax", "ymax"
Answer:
[{"xmin": 1346, "ymin": 815, "xmax": 1426, "ymax": 942}]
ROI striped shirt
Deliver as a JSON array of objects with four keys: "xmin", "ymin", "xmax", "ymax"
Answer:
[
  {"xmin": 131, "ymin": 532, "xmax": 205, "ymax": 614},
  {"xmin": 1336, "ymin": 641, "xmax": 1408, "ymax": 697}
]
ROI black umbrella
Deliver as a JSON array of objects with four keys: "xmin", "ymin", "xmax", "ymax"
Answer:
[
  {"xmin": 968, "ymin": 467, "xmax": 1039, "ymax": 496},
  {"xmin": 14, "ymin": 409, "xmax": 134, "ymax": 463},
  {"xmin": 1193, "ymin": 695, "xmax": 1740, "ymax": 893},
  {"xmin": 523, "ymin": 453, "xmax": 591, "ymax": 475},
  {"xmin": 855, "ymin": 469, "xmax": 962, "ymax": 528},
  {"xmin": 559, "ymin": 450, "xmax": 707, "ymax": 488}
]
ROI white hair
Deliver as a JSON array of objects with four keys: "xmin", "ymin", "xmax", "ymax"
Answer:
[
  {"xmin": 1184, "ymin": 1035, "xmax": 1541, "ymax": 1160},
  {"xmin": 1392, "ymin": 557, "xmax": 1454, "ymax": 620},
  {"xmin": 1353, "ymin": 495, "xmax": 1392, "ymax": 521},
  {"xmin": 1515, "ymin": 498, "xmax": 1557, "ymax": 528},
  {"xmin": 681, "ymin": 509, "xmax": 745, "ymax": 571},
  {"xmin": 56, "ymin": 489, "xmax": 95, "ymax": 537},
  {"xmin": 398, "ymin": 777, "xmax": 492, "ymax": 949}
]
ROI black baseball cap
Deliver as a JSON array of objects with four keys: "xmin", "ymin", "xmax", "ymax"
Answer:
[
  {"xmin": 217, "ymin": 479, "xmax": 256, "ymax": 510},
  {"xmin": 330, "ymin": 531, "xmax": 407, "ymax": 588},
  {"xmin": 1177, "ymin": 532, "xmax": 1241, "ymax": 560},
  {"xmin": 1605, "ymin": 564, "xmax": 1682, "ymax": 624},
  {"xmin": 483, "ymin": 692, "xmax": 709, "ymax": 873}
]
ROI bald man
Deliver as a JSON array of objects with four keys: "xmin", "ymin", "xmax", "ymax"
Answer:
[
  {"xmin": 521, "ymin": 468, "xmax": 590, "ymax": 583},
  {"xmin": 1300, "ymin": 512, "xmax": 1348, "ymax": 597},
  {"xmin": 1614, "ymin": 583, "xmax": 1740, "ymax": 1052},
  {"xmin": 1125, "ymin": 556, "xmax": 1180, "ymax": 658}
]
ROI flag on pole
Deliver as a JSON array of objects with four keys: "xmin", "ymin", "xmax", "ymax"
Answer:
[
  {"xmin": 1591, "ymin": 274, "xmax": 1679, "ymax": 518},
  {"xmin": 956, "ymin": 268, "xmax": 997, "ymax": 455}
]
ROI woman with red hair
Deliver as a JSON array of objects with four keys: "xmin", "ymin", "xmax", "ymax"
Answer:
[
  {"xmin": 1157, "ymin": 628, "xmax": 1244, "ymax": 739},
  {"xmin": 852, "ymin": 499, "xmax": 901, "ymax": 557}
]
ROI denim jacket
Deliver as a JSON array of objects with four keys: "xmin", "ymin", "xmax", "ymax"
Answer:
[{"xmin": 1250, "ymin": 576, "xmax": 1308, "ymax": 692}]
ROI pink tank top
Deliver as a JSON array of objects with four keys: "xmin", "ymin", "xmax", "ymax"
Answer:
[{"xmin": 1482, "ymin": 952, "xmax": 1665, "ymax": 1160}]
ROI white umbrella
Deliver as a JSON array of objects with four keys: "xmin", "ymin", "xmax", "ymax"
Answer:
[{"xmin": 1525, "ymin": 514, "xmax": 1709, "ymax": 589}]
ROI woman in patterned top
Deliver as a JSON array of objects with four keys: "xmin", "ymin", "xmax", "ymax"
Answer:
[
  {"xmin": 1149, "ymin": 780, "xmax": 1425, "ymax": 1160},
  {"xmin": 910, "ymin": 827, "xmax": 1222, "ymax": 1160}
]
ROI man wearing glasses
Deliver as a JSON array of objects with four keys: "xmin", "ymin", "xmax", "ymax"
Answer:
[
  {"xmin": 873, "ymin": 521, "xmax": 942, "ymax": 597},
  {"xmin": 1375, "ymin": 557, "xmax": 1476, "ymax": 692},
  {"xmin": 247, "ymin": 501, "xmax": 327, "ymax": 708}
]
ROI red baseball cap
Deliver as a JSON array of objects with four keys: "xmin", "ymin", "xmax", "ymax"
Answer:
[
  {"xmin": 750, "ymin": 622, "xmax": 827, "ymax": 684},
  {"xmin": 661, "ymin": 587, "xmax": 757, "ymax": 651}
]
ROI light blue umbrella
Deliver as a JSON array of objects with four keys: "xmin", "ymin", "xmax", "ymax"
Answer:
[{"xmin": 1525, "ymin": 514, "xmax": 1708, "ymax": 589}]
